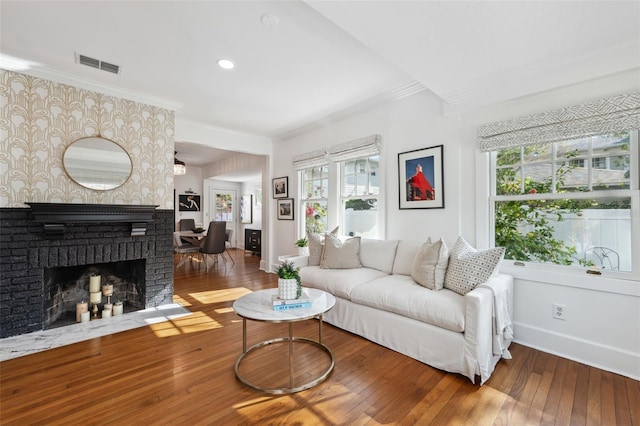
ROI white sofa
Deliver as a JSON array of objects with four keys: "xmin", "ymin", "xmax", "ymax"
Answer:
[{"xmin": 298, "ymin": 237, "xmax": 514, "ymax": 385}]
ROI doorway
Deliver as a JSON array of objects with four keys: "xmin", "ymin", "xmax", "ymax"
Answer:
[{"xmin": 209, "ymin": 188, "xmax": 237, "ymax": 248}]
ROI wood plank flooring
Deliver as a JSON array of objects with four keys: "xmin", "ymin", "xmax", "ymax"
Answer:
[{"xmin": 1, "ymin": 250, "xmax": 638, "ymax": 425}]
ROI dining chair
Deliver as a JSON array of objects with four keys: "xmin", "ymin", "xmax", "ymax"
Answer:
[
  {"xmin": 224, "ymin": 229, "xmax": 235, "ymax": 265},
  {"xmin": 173, "ymin": 231, "xmax": 200, "ymax": 268},
  {"xmin": 178, "ymin": 218, "xmax": 196, "ymax": 244},
  {"xmin": 179, "ymin": 218, "xmax": 196, "ymax": 231},
  {"xmin": 199, "ymin": 221, "xmax": 227, "ymax": 271}
]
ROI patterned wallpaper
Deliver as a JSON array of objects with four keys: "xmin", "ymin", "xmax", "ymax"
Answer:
[{"xmin": 0, "ymin": 70, "xmax": 175, "ymax": 209}]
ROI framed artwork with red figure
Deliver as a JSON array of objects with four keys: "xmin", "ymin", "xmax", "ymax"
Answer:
[{"xmin": 398, "ymin": 145, "xmax": 444, "ymax": 209}]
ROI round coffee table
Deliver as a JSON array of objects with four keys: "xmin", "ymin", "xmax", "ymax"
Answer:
[{"xmin": 233, "ymin": 287, "xmax": 336, "ymax": 394}]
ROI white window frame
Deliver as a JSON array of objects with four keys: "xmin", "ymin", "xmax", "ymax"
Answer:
[
  {"xmin": 295, "ymin": 134, "xmax": 385, "ymax": 240},
  {"xmin": 299, "ymin": 164, "xmax": 329, "ymax": 238},
  {"xmin": 338, "ymin": 155, "xmax": 381, "ymax": 238},
  {"xmin": 488, "ymin": 130, "xmax": 640, "ymax": 281}
]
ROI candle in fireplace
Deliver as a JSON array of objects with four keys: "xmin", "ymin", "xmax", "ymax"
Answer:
[
  {"xmin": 76, "ymin": 301, "xmax": 88, "ymax": 322},
  {"xmin": 80, "ymin": 311, "xmax": 90, "ymax": 323},
  {"xmin": 113, "ymin": 302, "xmax": 123, "ymax": 316},
  {"xmin": 102, "ymin": 284, "xmax": 113, "ymax": 296},
  {"xmin": 102, "ymin": 308, "xmax": 112, "ymax": 318},
  {"xmin": 90, "ymin": 291, "xmax": 102, "ymax": 304},
  {"xmin": 89, "ymin": 275, "xmax": 101, "ymax": 293}
]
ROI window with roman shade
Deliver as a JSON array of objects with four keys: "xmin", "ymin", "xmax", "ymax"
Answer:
[
  {"xmin": 478, "ymin": 92, "xmax": 639, "ymax": 277},
  {"xmin": 294, "ymin": 135, "xmax": 382, "ymax": 239}
]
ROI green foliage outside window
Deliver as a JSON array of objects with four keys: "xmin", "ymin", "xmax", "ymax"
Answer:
[
  {"xmin": 495, "ymin": 147, "xmax": 592, "ymax": 266},
  {"xmin": 345, "ymin": 199, "xmax": 376, "ymax": 210}
]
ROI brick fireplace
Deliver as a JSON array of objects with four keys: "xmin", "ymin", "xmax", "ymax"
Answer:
[{"xmin": 0, "ymin": 204, "xmax": 174, "ymax": 338}]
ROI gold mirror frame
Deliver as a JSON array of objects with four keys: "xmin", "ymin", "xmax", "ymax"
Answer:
[{"xmin": 63, "ymin": 136, "xmax": 132, "ymax": 191}]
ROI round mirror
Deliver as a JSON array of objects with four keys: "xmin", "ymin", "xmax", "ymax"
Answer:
[{"xmin": 63, "ymin": 137, "xmax": 132, "ymax": 190}]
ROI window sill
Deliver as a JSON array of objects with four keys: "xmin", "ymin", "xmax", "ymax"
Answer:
[{"xmin": 500, "ymin": 262, "xmax": 640, "ymax": 297}]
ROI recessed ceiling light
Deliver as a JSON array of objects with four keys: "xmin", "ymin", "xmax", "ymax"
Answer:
[
  {"xmin": 217, "ymin": 58, "xmax": 235, "ymax": 70},
  {"xmin": 261, "ymin": 14, "xmax": 279, "ymax": 27}
]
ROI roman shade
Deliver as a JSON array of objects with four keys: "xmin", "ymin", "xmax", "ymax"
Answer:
[
  {"xmin": 293, "ymin": 134, "xmax": 381, "ymax": 169},
  {"xmin": 476, "ymin": 92, "xmax": 640, "ymax": 152},
  {"xmin": 292, "ymin": 148, "xmax": 329, "ymax": 170},
  {"xmin": 329, "ymin": 134, "xmax": 381, "ymax": 163}
]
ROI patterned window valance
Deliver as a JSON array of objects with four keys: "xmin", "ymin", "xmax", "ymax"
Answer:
[
  {"xmin": 293, "ymin": 134, "xmax": 381, "ymax": 170},
  {"xmin": 477, "ymin": 92, "xmax": 640, "ymax": 152},
  {"xmin": 292, "ymin": 148, "xmax": 329, "ymax": 170},
  {"xmin": 329, "ymin": 134, "xmax": 381, "ymax": 163}
]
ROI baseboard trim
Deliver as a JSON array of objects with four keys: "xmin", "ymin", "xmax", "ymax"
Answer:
[{"xmin": 513, "ymin": 322, "xmax": 640, "ymax": 381}]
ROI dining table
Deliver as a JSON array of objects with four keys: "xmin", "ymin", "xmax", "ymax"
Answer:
[{"xmin": 179, "ymin": 230, "xmax": 207, "ymax": 246}]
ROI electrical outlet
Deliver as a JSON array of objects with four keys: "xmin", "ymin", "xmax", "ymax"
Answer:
[{"xmin": 552, "ymin": 303, "xmax": 567, "ymax": 320}]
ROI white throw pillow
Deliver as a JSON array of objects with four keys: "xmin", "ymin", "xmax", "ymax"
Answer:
[
  {"xmin": 359, "ymin": 239, "xmax": 399, "ymax": 274},
  {"xmin": 320, "ymin": 234, "xmax": 362, "ymax": 269},
  {"xmin": 307, "ymin": 226, "xmax": 339, "ymax": 266},
  {"xmin": 411, "ymin": 238, "xmax": 449, "ymax": 290},
  {"xmin": 444, "ymin": 237, "xmax": 505, "ymax": 295},
  {"xmin": 392, "ymin": 241, "xmax": 423, "ymax": 275}
]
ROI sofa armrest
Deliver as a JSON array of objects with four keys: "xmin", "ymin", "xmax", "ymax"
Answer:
[
  {"xmin": 462, "ymin": 286, "xmax": 495, "ymax": 383},
  {"xmin": 277, "ymin": 254, "xmax": 308, "ymax": 268},
  {"xmin": 463, "ymin": 287, "xmax": 493, "ymax": 346},
  {"xmin": 464, "ymin": 273, "xmax": 515, "ymax": 384}
]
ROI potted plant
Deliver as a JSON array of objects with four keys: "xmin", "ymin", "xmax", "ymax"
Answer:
[
  {"xmin": 295, "ymin": 237, "xmax": 309, "ymax": 256},
  {"xmin": 276, "ymin": 260, "xmax": 302, "ymax": 299}
]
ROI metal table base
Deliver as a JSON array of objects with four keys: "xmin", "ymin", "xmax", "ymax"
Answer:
[{"xmin": 234, "ymin": 315, "xmax": 334, "ymax": 394}]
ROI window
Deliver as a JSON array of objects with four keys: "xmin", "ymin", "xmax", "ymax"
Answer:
[
  {"xmin": 491, "ymin": 131, "xmax": 638, "ymax": 273},
  {"xmin": 294, "ymin": 134, "xmax": 382, "ymax": 239},
  {"xmin": 300, "ymin": 165, "xmax": 328, "ymax": 234},
  {"xmin": 340, "ymin": 155, "xmax": 380, "ymax": 238}
]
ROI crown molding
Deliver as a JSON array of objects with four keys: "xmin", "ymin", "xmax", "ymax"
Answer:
[
  {"xmin": 276, "ymin": 80, "xmax": 427, "ymax": 141},
  {"xmin": 441, "ymin": 40, "xmax": 640, "ymax": 116}
]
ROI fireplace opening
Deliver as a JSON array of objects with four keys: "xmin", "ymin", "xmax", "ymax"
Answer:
[{"xmin": 44, "ymin": 259, "xmax": 146, "ymax": 329}]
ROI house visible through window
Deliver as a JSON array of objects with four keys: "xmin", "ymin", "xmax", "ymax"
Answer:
[
  {"xmin": 340, "ymin": 155, "xmax": 380, "ymax": 238},
  {"xmin": 295, "ymin": 135, "xmax": 382, "ymax": 239},
  {"xmin": 491, "ymin": 131, "xmax": 638, "ymax": 273}
]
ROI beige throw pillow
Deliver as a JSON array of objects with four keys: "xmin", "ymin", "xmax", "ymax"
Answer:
[
  {"xmin": 307, "ymin": 226, "xmax": 339, "ymax": 266},
  {"xmin": 320, "ymin": 234, "xmax": 362, "ymax": 269},
  {"xmin": 411, "ymin": 238, "xmax": 449, "ymax": 290}
]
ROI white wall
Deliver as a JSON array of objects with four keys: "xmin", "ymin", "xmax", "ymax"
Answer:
[
  {"xmin": 240, "ymin": 178, "xmax": 263, "ymax": 230},
  {"xmin": 272, "ymin": 71, "xmax": 640, "ymax": 379},
  {"xmin": 273, "ymin": 90, "xmax": 462, "ymax": 261},
  {"xmin": 174, "ymin": 166, "xmax": 205, "ymax": 229},
  {"xmin": 461, "ymin": 68, "xmax": 640, "ymax": 380}
]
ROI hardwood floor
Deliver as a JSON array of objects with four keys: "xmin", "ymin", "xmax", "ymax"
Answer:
[{"xmin": 1, "ymin": 250, "xmax": 638, "ymax": 425}]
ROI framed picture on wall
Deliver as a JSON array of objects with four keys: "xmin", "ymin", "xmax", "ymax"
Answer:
[
  {"xmin": 277, "ymin": 198, "xmax": 294, "ymax": 220},
  {"xmin": 272, "ymin": 176, "xmax": 288, "ymax": 199},
  {"xmin": 240, "ymin": 194, "xmax": 253, "ymax": 224},
  {"xmin": 398, "ymin": 145, "xmax": 444, "ymax": 209},
  {"xmin": 178, "ymin": 194, "xmax": 201, "ymax": 211}
]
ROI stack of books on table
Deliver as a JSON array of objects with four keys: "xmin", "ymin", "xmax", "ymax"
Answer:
[{"xmin": 272, "ymin": 293, "xmax": 312, "ymax": 311}]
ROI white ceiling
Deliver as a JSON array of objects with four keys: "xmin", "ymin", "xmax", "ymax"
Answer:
[{"xmin": 2, "ymin": 1, "xmax": 639, "ymax": 169}]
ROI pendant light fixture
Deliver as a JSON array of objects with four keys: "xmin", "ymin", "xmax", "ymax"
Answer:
[{"xmin": 174, "ymin": 151, "xmax": 186, "ymax": 175}]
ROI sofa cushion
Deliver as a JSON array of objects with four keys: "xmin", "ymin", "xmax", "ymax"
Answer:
[
  {"xmin": 444, "ymin": 237, "xmax": 505, "ymax": 295},
  {"xmin": 300, "ymin": 266, "xmax": 387, "ymax": 299},
  {"xmin": 321, "ymin": 234, "xmax": 362, "ymax": 269},
  {"xmin": 350, "ymin": 275, "xmax": 466, "ymax": 332},
  {"xmin": 392, "ymin": 241, "xmax": 423, "ymax": 275},
  {"xmin": 411, "ymin": 238, "xmax": 449, "ymax": 290},
  {"xmin": 308, "ymin": 226, "xmax": 339, "ymax": 266},
  {"xmin": 359, "ymin": 239, "xmax": 399, "ymax": 274}
]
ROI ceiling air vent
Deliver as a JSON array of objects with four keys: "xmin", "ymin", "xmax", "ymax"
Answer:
[{"xmin": 76, "ymin": 53, "xmax": 120, "ymax": 74}]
